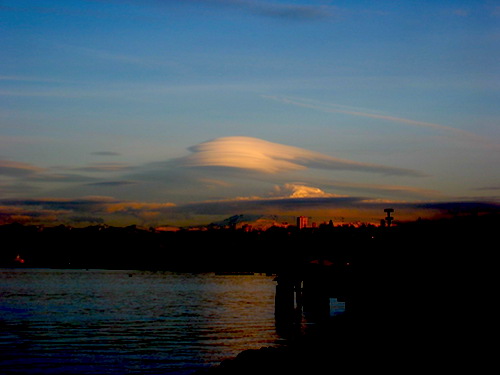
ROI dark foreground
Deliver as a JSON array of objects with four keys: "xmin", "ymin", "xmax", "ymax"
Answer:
[
  {"xmin": 193, "ymin": 215, "xmax": 497, "ymax": 374},
  {"xmin": 195, "ymin": 305, "xmax": 492, "ymax": 374}
]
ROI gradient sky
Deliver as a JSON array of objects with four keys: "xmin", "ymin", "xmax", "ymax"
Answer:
[{"xmin": 1, "ymin": 0, "xmax": 499, "ymax": 227}]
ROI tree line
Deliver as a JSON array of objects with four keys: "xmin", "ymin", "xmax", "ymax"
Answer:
[{"xmin": 0, "ymin": 213, "xmax": 497, "ymax": 273}]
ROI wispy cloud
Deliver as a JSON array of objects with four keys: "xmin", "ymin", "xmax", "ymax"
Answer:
[
  {"xmin": 172, "ymin": 0, "xmax": 334, "ymax": 21},
  {"xmin": 263, "ymin": 95, "xmax": 495, "ymax": 147},
  {"xmin": 87, "ymin": 181, "xmax": 137, "ymax": 187},
  {"xmin": 0, "ymin": 75, "xmax": 67, "ymax": 83},
  {"xmin": 73, "ymin": 163, "xmax": 133, "ymax": 173},
  {"xmin": 0, "ymin": 160, "xmax": 46, "ymax": 177},
  {"xmin": 473, "ymin": 186, "xmax": 500, "ymax": 191},
  {"xmin": 2, "ymin": 0, "xmax": 335, "ymax": 21},
  {"xmin": 221, "ymin": 0, "xmax": 333, "ymax": 20},
  {"xmin": 26, "ymin": 173, "xmax": 98, "ymax": 183},
  {"xmin": 91, "ymin": 151, "xmax": 121, "ymax": 156}
]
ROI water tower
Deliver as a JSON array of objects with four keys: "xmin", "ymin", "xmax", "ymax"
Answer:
[{"xmin": 384, "ymin": 208, "xmax": 394, "ymax": 227}]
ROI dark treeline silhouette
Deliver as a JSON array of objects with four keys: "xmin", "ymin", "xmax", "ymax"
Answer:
[
  {"xmin": 0, "ymin": 213, "xmax": 497, "ymax": 273},
  {"xmin": 0, "ymin": 221, "xmax": 352, "ymax": 271}
]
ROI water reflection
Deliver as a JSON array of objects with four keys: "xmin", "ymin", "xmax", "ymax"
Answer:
[{"xmin": 0, "ymin": 269, "xmax": 281, "ymax": 374}]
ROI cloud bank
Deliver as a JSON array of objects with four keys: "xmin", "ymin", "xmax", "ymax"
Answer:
[
  {"xmin": 0, "ymin": 197, "xmax": 176, "ymax": 226},
  {"xmin": 2, "ymin": 195, "xmax": 497, "ymax": 228},
  {"xmin": 4, "ymin": 135, "xmax": 494, "ymax": 228}
]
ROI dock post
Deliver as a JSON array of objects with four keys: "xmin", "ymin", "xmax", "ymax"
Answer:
[{"xmin": 275, "ymin": 276, "xmax": 294, "ymax": 321}]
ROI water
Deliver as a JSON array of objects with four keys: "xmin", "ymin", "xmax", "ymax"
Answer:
[{"xmin": 0, "ymin": 269, "xmax": 283, "ymax": 374}]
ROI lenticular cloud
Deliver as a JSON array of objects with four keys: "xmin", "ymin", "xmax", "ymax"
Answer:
[
  {"xmin": 180, "ymin": 136, "xmax": 423, "ymax": 176},
  {"xmin": 183, "ymin": 137, "xmax": 305, "ymax": 173}
]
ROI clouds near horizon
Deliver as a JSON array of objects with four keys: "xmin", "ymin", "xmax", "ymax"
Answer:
[
  {"xmin": 1, "ymin": 134, "xmax": 496, "ymax": 227},
  {"xmin": 2, "ymin": 194, "xmax": 498, "ymax": 228}
]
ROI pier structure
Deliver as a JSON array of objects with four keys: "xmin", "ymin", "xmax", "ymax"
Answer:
[{"xmin": 274, "ymin": 258, "xmax": 352, "ymax": 324}]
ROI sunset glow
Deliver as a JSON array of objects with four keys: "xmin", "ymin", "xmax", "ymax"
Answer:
[{"xmin": 0, "ymin": 0, "xmax": 498, "ymax": 228}]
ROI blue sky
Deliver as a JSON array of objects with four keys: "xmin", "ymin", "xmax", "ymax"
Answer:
[{"xmin": 1, "ymin": 0, "xmax": 499, "ymax": 227}]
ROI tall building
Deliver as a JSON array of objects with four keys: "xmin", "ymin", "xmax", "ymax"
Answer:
[{"xmin": 296, "ymin": 216, "xmax": 308, "ymax": 229}]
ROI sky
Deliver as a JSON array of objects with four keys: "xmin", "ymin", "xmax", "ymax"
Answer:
[{"xmin": 1, "ymin": 0, "xmax": 499, "ymax": 227}]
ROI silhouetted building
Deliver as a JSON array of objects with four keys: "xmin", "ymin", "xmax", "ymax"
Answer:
[{"xmin": 296, "ymin": 216, "xmax": 308, "ymax": 229}]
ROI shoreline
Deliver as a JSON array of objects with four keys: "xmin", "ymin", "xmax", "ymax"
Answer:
[{"xmin": 193, "ymin": 314, "xmax": 355, "ymax": 374}]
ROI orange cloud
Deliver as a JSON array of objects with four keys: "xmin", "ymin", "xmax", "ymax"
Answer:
[{"xmin": 0, "ymin": 197, "xmax": 177, "ymax": 226}]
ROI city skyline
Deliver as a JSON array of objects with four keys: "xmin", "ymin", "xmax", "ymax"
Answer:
[{"xmin": 1, "ymin": 0, "xmax": 499, "ymax": 227}]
